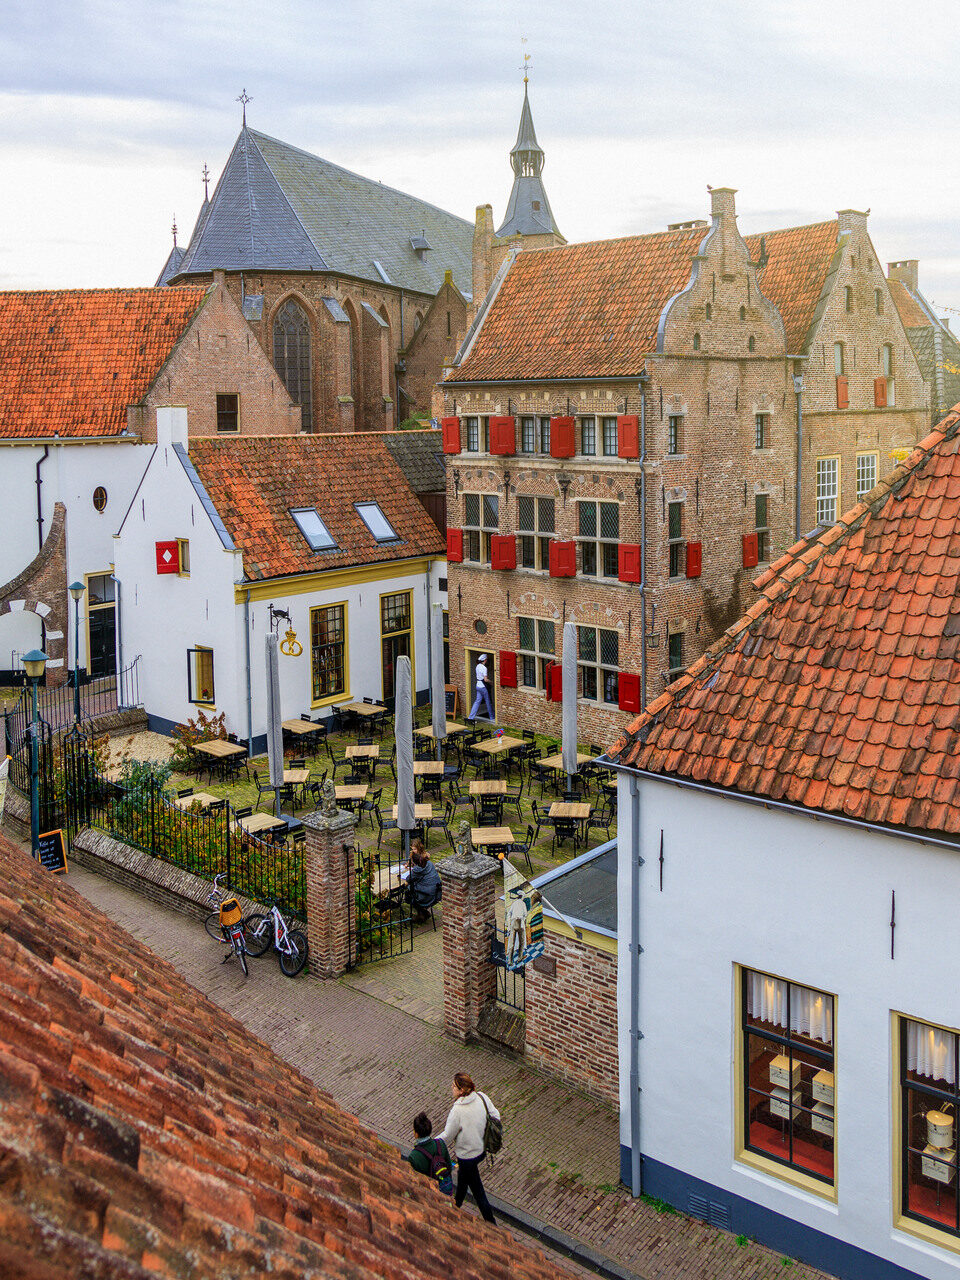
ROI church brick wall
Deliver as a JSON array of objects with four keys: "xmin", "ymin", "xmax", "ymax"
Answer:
[{"xmin": 402, "ymin": 276, "xmax": 468, "ymax": 422}]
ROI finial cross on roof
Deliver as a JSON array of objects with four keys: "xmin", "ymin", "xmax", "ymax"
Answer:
[
  {"xmin": 171, "ymin": 216, "xmax": 178, "ymax": 249},
  {"xmin": 202, "ymin": 163, "xmax": 210, "ymax": 201},
  {"xmin": 236, "ymin": 88, "xmax": 252, "ymax": 126}
]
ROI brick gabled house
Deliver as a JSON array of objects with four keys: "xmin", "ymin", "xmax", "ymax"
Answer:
[
  {"xmin": 440, "ymin": 189, "xmax": 928, "ymax": 739},
  {"xmin": 887, "ymin": 258, "xmax": 960, "ymax": 425}
]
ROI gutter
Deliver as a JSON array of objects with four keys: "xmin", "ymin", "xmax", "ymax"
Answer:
[{"xmin": 0, "ymin": 434, "xmax": 141, "ymax": 448}]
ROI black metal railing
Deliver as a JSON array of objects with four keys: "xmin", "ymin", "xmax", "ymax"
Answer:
[
  {"xmin": 490, "ymin": 925, "xmax": 526, "ymax": 1014},
  {"xmin": 350, "ymin": 845, "xmax": 414, "ymax": 966},
  {"xmin": 3, "ymin": 655, "xmax": 143, "ymax": 746}
]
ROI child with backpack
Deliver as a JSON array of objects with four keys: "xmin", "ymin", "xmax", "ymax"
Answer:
[{"xmin": 406, "ymin": 1112, "xmax": 454, "ymax": 1196}]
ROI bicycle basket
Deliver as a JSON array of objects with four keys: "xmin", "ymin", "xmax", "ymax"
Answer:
[{"xmin": 219, "ymin": 897, "xmax": 243, "ymax": 927}]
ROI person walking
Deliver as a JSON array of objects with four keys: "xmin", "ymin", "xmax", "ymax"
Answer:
[
  {"xmin": 468, "ymin": 654, "xmax": 494, "ymax": 722},
  {"xmin": 438, "ymin": 1071, "xmax": 499, "ymax": 1224}
]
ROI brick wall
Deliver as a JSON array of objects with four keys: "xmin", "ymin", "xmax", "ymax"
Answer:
[
  {"xmin": 0, "ymin": 501, "xmax": 69, "ymax": 685},
  {"xmin": 525, "ymin": 928, "xmax": 618, "ymax": 1108},
  {"xmin": 403, "ymin": 273, "xmax": 468, "ymax": 420}
]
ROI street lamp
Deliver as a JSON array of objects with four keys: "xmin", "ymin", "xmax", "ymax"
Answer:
[
  {"xmin": 68, "ymin": 581, "xmax": 85, "ymax": 724},
  {"xmin": 22, "ymin": 649, "xmax": 48, "ymax": 861}
]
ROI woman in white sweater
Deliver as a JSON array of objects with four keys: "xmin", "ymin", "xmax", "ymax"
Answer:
[{"xmin": 438, "ymin": 1071, "xmax": 499, "ymax": 1223}]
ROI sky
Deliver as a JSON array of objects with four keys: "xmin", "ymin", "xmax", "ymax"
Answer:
[{"xmin": 3, "ymin": 0, "xmax": 960, "ymax": 318}]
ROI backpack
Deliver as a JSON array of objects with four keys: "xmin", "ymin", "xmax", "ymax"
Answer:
[
  {"xmin": 480, "ymin": 1093, "xmax": 503, "ymax": 1156},
  {"xmin": 420, "ymin": 1139, "xmax": 454, "ymax": 1195}
]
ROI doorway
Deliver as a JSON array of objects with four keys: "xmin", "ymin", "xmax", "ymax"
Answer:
[
  {"xmin": 465, "ymin": 648, "xmax": 495, "ymax": 722},
  {"xmin": 86, "ymin": 572, "xmax": 117, "ymax": 677}
]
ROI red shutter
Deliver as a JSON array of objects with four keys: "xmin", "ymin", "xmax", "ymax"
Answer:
[
  {"xmin": 836, "ymin": 376, "xmax": 849, "ymax": 409},
  {"xmin": 618, "ymin": 543, "xmax": 641, "ymax": 583},
  {"xmin": 549, "ymin": 539, "xmax": 577, "ymax": 577},
  {"xmin": 618, "ymin": 414, "xmax": 640, "ymax": 458},
  {"xmin": 446, "ymin": 528, "xmax": 464, "ymax": 563},
  {"xmin": 490, "ymin": 534, "xmax": 517, "ymax": 571},
  {"xmin": 549, "ymin": 416, "xmax": 576, "ymax": 458},
  {"xmin": 499, "ymin": 651, "xmax": 518, "ymax": 687},
  {"xmin": 546, "ymin": 662, "xmax": 563, "ymax": 701},
  {"xmin": 742, "ymin": 533, "xmax": 759, "ymax": 569},
  {"xmin": 489, "ymin": 415, "xmax": 516, "ymax": 455},
  {"xmin": 441, "ymin": 416, "xmax": 461, "ymax": 454},
  {"xmin": 155, "ymin": 541, "xmax": 179, "ymax": 574},
  {"xmin": 618, "ymin": 672, "xmax": 643, "ymax": 713},
  {"xmin": 874, "ymin": 377, "xmax": 887, "ymax": 408},
  {"xmin": 685, "ymin": 541, "xmax": 702, "ymax": 578}
]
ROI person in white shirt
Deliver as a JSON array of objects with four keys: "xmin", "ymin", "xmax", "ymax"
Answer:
[
  {"xmin": 468, "ymin": 654, "xmax": 494, "ymax": 721},
  {"xmin": 438, "ymin": 1071, "xmax": 499, "ymax": 1223}
]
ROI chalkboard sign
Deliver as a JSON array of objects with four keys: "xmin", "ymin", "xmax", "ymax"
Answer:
[
  {"xmin": 445, "ymin": 685, "xmax": 461, "ymax": 718},
  {"xmin": 37, "ymin": 829, "xmax": 67, "ymax": 874}
]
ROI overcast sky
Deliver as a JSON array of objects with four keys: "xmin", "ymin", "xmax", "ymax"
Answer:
[{"xmin": 3, "ymin": 0, "xmax": 959, "ymax": 317}]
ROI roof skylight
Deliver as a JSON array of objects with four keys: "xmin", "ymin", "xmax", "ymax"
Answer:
[
  {"xmin": 291, "ymin": 508, "xmax": 337, "ymax": 551},
  {"xmin": 355, "ymin": 502, "xmax": 398, "ymax": 543}
]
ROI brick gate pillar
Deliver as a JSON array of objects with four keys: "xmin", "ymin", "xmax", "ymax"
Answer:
[
  {"xmin": 437, "ymin": 837, "xmax": 499, "ymax": 1043},
  {"xmin": 301, "ymin": 806, "xmax": 354, "ymax": 978}
]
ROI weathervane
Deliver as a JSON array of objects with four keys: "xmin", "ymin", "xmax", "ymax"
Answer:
[
  {"xmin": 236, "ymin": 88, "xmax": 252, "ymax": 126},
  {"xmin": 171, "ymin": 216, "xmax": 178, "ymax": 249},
  {"xmin": 202, "ymin": 163, "xmax": 210, "ymax": 201},
  {"xmin": 519, "ymin": 37, "xmax": 531, "ymax": 84}
]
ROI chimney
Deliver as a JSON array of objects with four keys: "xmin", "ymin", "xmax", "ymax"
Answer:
[
  {"xmin": 156, "ymin": 406, "xmax": 188, "ymax": 448},
  {"xmin": 837, "ymin": 208, "xmax": 869, "ymax": 235},
  {"xmin": 710, "ymin": 187, "xmax": 738, "ymax": 222},
  {"xmin": 472, "ymin": 205, "xmax": 494, "ymax": 307},
  {"xmin": 887, "ymin": 259, "xmax": 919, "ymax": 292}
]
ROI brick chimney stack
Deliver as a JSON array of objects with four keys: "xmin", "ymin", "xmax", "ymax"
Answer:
[
  {"xmin": 472, "ymin": 205, "xmax": 494, "ymax": 311},
  {"xmin": 888, "ymin": 259, "xmax": 919, "ymax": 292}
]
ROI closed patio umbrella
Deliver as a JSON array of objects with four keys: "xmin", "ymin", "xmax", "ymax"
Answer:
[
  {"xmin": 430, "ymin": 601, "xmax": 447, "ymax": 761},
  {"xmin": 561, "ymin": 620, "xmax": 578, "ymax": 791},
  {"xmin": 265, "ymin": 633, "xmax": 284, "ymax": 818},
  {"xmin": 394, "ymin": 654, "xmax": 416, "ymax": 862}
]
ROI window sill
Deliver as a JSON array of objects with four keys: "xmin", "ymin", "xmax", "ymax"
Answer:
[
  {"xmin": 190, "ymin": 700, "xmax": 217, "ymax": 709},
  {"xmin": 894, "ymin": 1213, "xmax": 960, "ymax": 1258},
  {"xmin": 665, "ymin": 453, "xmax": 686, "ymax": 462},
  {"xmin": 735, "ymin": 1148, "xmax": 836, "ymax": 1203},
  {"xmin": 311, "ymin": 691, "xmax": 351, "ymax": 710}
]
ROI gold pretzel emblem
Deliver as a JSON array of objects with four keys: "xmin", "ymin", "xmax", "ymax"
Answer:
[{"xmin": 280, "ymin": 626, "xmax": 303, "ymax": 657}]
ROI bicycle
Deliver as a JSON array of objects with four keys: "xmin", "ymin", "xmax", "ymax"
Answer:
[
  {"xmin": 243, "ymin": 901, "xmax": 309, "ymax": 977},
  {"xmin": 204, "ymin": 873, "xmax": 256, "ymax": 976}
]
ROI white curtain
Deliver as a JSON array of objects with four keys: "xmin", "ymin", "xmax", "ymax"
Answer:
[
  {"xmin": 747, "ymin": 973, "xmax": 833, "ymax": 1045},
  {"xmin": 907, "ymin": 1020, "xmax": 957, "ymax": 1085}
]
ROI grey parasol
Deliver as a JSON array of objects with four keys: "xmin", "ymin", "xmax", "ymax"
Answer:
[
  {"xmin": 430, "ymin": 601, "xmax": 447, "ymax": 758},
  {"xmin": 265, "ymin": 633, "xmax": 284, "ymax": 817},
  {"xmin": 394, "ymin": 654, "xmax": 416, "ymax": 860},
  {"xmin": 561, "ymin": 620, "xmax": 578, "ymax": 788}
]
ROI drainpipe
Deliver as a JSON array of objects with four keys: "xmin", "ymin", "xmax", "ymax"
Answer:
[
  {"xmin": 35, "ymin": 445, "xmax": 49, "ymax": 552},
  {"xmin": 793, "ymin": 371, "xmax": 804, "ymax": 540},
  {"xmin": 638, "ymin": 377, "xmax": 649, "ymax": 706},
  {"xmin": 628, "ymin": 773, "xmax": 643, "ymax": 1196},
  {"xmin": 244, "ymin": 589, "xmax": 253, "ymax": 750},
  {"xmin": 113, "ymin": 576, "xmax": 123, "ymax": 678}
]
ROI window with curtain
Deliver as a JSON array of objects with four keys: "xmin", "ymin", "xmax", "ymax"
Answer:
[
  {"xmin": 273, "ymin": 300, "xmax": 313, "ymax": 432},
  {"xmin": 741, "ymin": 967, "xmax": 835, "ymax": 1186},
  {"xmin": 900, "ymin": 1016, "xmax": 960, "ymax": 1236}
]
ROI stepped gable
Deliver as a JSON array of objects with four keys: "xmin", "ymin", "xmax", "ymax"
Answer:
[
  {"xmin": 187, "ymin": 433, "xmax": 445, "ymax": 581},
  {"xmin": 0, "ymin": 287, "xmax": 208, "ymax": 439},
  {"xmin": 0, "ymin": 829, "xmax": 561, "ymax": 1279},
  {"xmin": 607, "ymin": 404, "xmax": 960, "ymax": 836}
]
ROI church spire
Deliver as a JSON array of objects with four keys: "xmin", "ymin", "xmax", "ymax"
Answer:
[{"xmin": 495, "ymin": 80, "xmax": 561, "ymax": 240}]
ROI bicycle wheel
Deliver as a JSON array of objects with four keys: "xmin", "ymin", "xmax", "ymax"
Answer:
[
  {"xmin": 243, "ymin": 914, "xmax": 272, "ymax": 957},
  {"xmin": 278, "ymin": 930, "xmax": 309, "ymax": 977},
  {"xmin": 204, "ymin": 911, "xmax": 226, "ymax": 942},
  {"xmin": 235, "ymin": 938, "xmax": 249, "ymax": 977}
]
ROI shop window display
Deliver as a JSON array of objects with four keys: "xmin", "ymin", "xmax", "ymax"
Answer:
[
  {"xmin": 742, "ymin": 968, "xmax": 835, "ymax": 1185},
  {"xmin": 901, "ymin": 1016, "xmax": 960, "ymax": 1235}
]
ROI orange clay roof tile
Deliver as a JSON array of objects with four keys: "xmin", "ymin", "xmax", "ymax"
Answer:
[
  {"xmin": 0, "ymin": 287, "xmax": 208, "ymax": 438},
  {"xmin": 608, "ymin": 405, "xmax": 960, "ymax": 838},
  {"xmin": 889, "ymin": 278, "xmax": 931, "ymax": 329}
]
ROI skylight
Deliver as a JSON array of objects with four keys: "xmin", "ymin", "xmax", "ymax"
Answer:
[
  {"xmin": 290, "ymin": 508, "xmax": 337, "ymax": 551},
  {"xmin": 355, "ymin": 502, "xmax": 398, "ymax": 543}
]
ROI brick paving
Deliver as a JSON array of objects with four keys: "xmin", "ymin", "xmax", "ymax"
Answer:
[{"xmin": 62, "ymin": 858, "xmax": 834, "ymax": 1280}]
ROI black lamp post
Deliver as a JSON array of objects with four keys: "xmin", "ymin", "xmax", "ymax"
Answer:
[
  {"xmin": 22, "ymin": 649, "xmax": 48, "ymax": 861},
  {"xmin": 68, "ymin": 581, "xmax": 85, "ymax": 724}
]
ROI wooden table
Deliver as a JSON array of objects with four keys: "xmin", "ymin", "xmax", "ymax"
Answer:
[
  {"xmin": 471, "ymin": 825, "xmax": 514, "ymax": 849},
  {"xmin": 193, "ymin": 738, "xmax": 247, "ymax": 760},
  {"xmin": 413, "ymin": 760, "xmax": 445, "ymax": 776},
  {"xmin": 549, "ymin": 801, "xmax": 592, "ymax": 821},
  {"xmin": 281, "ymin": 718, "xmax": 320, "ymax": 737},
  {"xmin": 334, "ymin": 783, "xmax": 368, "ymax": 803},
  {"xmin": 469, "ymin": 779, "xmax": 507, "ymax": 797},
  {"xmin": 539, "ymin": 752, "xmax": 593, "ymax": 772},
  {"xmin": 346, "ymin": 744, "xmax": 380, "ymax": 760},
  {"xmin": 283, "ymin": 768, "xmax": 310, "ymax": 786},
  {"xmin": 341, "ymin": 701, "xmax": 386, "ymax": 717},
  {"xmin": 238, "ymin": 812, "xmax": 287, "ymax": 834},
  {"xmin": 391, "ymin": 804, "xmax": 433, "ymax": 821},
  {"xmin": 415, "ymin": 722, "xmax": 467, "ymax": 739},
  {"xmin": 171, "ymin": 791, "xmax": 220, "ymax": 810},
  {"xmin": 371, "ymin": 862, "xmax": 408, "ymax": 898},
  {"xmin": 474, "ymin": 735, "xmax": 525, "ymax": 755}
]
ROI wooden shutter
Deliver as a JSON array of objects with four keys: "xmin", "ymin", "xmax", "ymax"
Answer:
[
  {"xmin": 742, "ymin": 533, "xmax": 759, "ymax": 569},
  {"xmin": 618, "ymin": 543, "xmax": 641, "ymax": 583},
  {"xmin": 618, "ymin": 672, "xmax": 643, "ymax": 713},
  {"xmin": 685, "ymin": 541, "xmax": 702, "ymax": 578},
  {"xmin": 836, "ymin": 376, "xmax": 849, "ymax": 409},
  {"xmin": 874, "ymin": 377, "xmax": 887, "ymax": 408},
  {"xmin": 446, "ymin": 528, "xmax": 464, "ymax": 563},
  {"xmin": 546, "ymin": 662, "xmax": 563, "ymax": 701},
  {"xmin": 441, "ymin": 416, "xmax": 461, "ymax": 454},
  {"xmin": 489, "ymin": 416, "xmax": 516, "ymax": 455},
  {"xmin": 549, "ymin": 416, "xmax": 576, "ymax": 458},
  {"xmin": 499, "ymin": 651, "xmax": 518, "ymax": 687},
  {"xmin": 617, "ymin": 414, "xmax": 640, "ymax": 458},
  {"xmin": 549, "ymin": 540, "xmax": 577, "ymax": 577},
  {"xmin": 155, "ymin": 541, "xmax": 180, "ymax": 574},
  {"xmin": 490, "ymin": 534, "xmax": 516, "ymax": 571}
]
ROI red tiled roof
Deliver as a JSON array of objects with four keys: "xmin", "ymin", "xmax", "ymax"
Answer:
[
  {"xmin": 455, "ymin": 220, "xmax": 838, "ymax": 381},
  {"xmin": 0, "ymin": 287, "xmax": 208, "ymax": 439},
  {"xmin": 889, "ymin": 277, "xmax": 931, "ymax": 329},
  {"xmin": 607, "ymin": 405, "xmax": 960, "ymax": 836},
  {"xmin": 0, "ymin": 830, "xmax": 560, "ymax": 1280},
  {"xmin": 188, "ymin": 434, "xmax": 445, "ymax": 581}
]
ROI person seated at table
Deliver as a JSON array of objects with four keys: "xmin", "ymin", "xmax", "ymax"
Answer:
[{"xmin": 406, "ymin": 839, "xmax": 441, "ymax": 923}]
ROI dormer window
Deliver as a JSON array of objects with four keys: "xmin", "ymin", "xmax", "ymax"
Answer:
[
  {"xmin": 356, "ymin": 502, "xmax": 398, "ymax": 543},
  {"xmin": 291, "ymin": 508, "xmax": 337, "ymax": 551},
  {"xmin": 410, "ymin": 235, "xmax": 431, "ymax": 262}
]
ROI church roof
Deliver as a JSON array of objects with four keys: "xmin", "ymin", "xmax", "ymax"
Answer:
[
  {"xmin": 606, "ymin": 405, "xmax": 960, "ymax": 838},
  {"xmin": 154, "ymin": 243, "xmax": 185, "ymax": 287},
  {"xmin": 0, "ymin": 828, "xmax": 560, "ymax": 1280},
  {"xmin": 0, "ymin": 286, "xmax": 208, "ymax": 438},
  {"xmin": 454, "ymin": 218, "xmax": 839, "ymax": 382},
  {"xmin": 172, "ymin": 128, "xmax": 473, "ymax": 297},
  {"xmin": 496, "ymin": 86, "xmax": 561, "ymax": 239}
]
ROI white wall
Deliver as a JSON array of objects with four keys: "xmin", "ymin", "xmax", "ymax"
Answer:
[{"xmin": 617, "ymin": 773, "xmax": 960, "ymax": 1280}]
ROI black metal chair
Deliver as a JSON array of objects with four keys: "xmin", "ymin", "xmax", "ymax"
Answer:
[
  {"xmin": 234, "ymin": 805, "xmax": 252, "ymax": 820},
  {"xmin": 509, "ymin": 824, "xmax": 535, "ymax": 874},
  {"xmin": 251, "ymin": 769, "xmax": 272, "ymax": 810},
  {"xmin": 177, "ymin": 786, "xmax": 194, "ymax": 799},
  {"xmin": 375, "ymin": 806, "xmax": 398, "ymax": 849},
  {"xmin": 359, "ymin": 786, "xmax": 383, "ymax": 830},
  {"xmin": 531, "ymin": 799, "xmax": 552, "ymax": 843},
  {"xmin": 425, "ymin": 799, "xmax": 453, "ymax": 851},
  {"xmin": 477, "ymin": 796, "xmax": 503, "ymax": 827},
  {"xmin": 502, "ymin": 784, "xmax": 524, "ymax": 825},
  {"xmin": 551, "ymin": 816, "xmax": 578, "ymax": 857}
]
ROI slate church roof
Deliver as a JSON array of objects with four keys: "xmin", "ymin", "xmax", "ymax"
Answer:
[
  {"xmin": 170, "ymin": 127, "xmax": 473, "ymax": 297},
  {"xmin": 607, "ymin": 404, "xmax": 960, "ymax": 838},
  {"xmin": 0, "ymin": 829, "xmax": 560, "ymax": 1280},
  {"xmin": 496, "ymin": 84, "xmax": 562, "ymax": 239}
]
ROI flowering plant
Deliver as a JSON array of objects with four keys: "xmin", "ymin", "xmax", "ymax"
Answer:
[{"xmin": 496, "ymin": 727, "xmax": 504, "ymax": 739}]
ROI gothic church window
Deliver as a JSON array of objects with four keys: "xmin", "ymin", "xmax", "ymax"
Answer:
[{"xmin": 273, "ymin": 300, "xmax": 313, "ymax": 432}]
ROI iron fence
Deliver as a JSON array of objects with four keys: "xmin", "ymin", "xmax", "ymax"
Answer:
[
  {"xmin": 350, "ymin": 844, "xmax": 414, "ymax": 966},
  {"xmin": 490, "ymin": 925, "xmax": 526, "ymax": 1014},
  {"xmin": 3, "ymin": 655, "xmax": 142, "ymax": 748}
]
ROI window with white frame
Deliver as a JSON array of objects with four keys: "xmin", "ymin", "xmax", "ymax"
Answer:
[
  {"xmin": 816, "ymin": 459, "xmax": 839, "ymax": 526},
  {"xmin": 580, "ymin": 416, "xmax": 596, "ymax": 456},
  {"xmin": 834, "ymin": 342, "xmax": 845, "ymax": 376},
  {"xmin": 538, "ymin": 416, "xmax": 551, "ymax": 453},
  {"xmin": 464, "ymin": 416, "xmax": 488, "ymax": 453},
  {"xmin": 355, "ymin": 502, "xmax": 398, "ymax": 543},
  {"xmin": 601, "ymin": 416, "xmax": 618, "ymax": 456},
  {"xmin": 463, "ymin": 492, "xmax": 498, "ymax": 563},
  {"xmin": 519, "ymin": 416, "xmax": 537, "ymax": 453},
  {"xmin": 517, "ymin": 495, "xmax": 554, "ymax": 570},
  {"xmin": 883, "ymin": 344, "xmax": 896, "ymax": 405},
  {"xmin": 578, "ymin": 500, "xmax": 620, "ymax": 578},
  {"xmin": 187, "ymin": 646, "xmax": 215, "ymax": 704},
  {"xmin": 517, "ymin": 616, "xmax": 555, "ymax": 689},
  {"xmin": 755, "ymin": 413, "xmax": 771, "ymax": 450},
  {"xmin": 577, "ymin": 626, "xmax": 619, "ymax": 703},
  {"xmin": 856, "ymin": 452, "xmax": 878, "ymax": 500}
]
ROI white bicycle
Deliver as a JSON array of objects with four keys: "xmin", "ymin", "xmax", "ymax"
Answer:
[{"xmin": 244, "ymin": 901, "xmax": 309, "ymax": 977}]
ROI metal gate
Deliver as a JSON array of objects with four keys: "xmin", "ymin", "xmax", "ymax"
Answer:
[
  {"xmin": 349, "ymin": 843, "xmax": 414, "ymax": 966},
  {"xmin": 490, "ymin": 925, "xmax": 526, "ymax": 1014}
]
